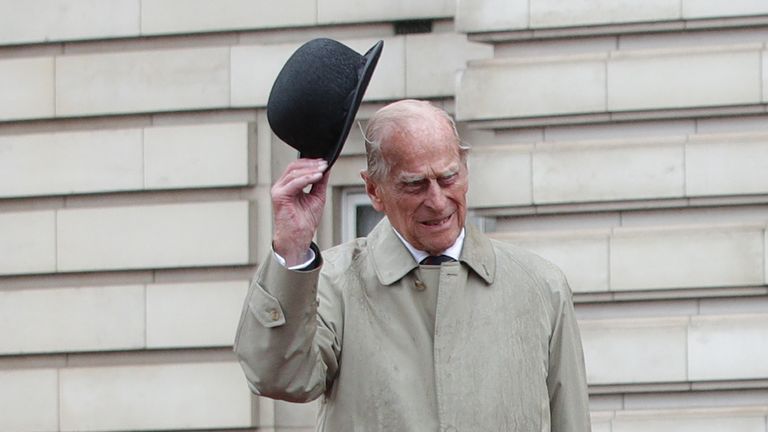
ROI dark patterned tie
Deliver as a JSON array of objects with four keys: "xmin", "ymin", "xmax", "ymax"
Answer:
[{"xmin": 420, "ymin": 255, "xmax": 456, "ymax": 265}]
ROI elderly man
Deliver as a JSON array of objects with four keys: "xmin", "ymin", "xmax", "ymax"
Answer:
[{"xmin": 235, "ymin": 99, "xmax": 591, "ymax": 431}]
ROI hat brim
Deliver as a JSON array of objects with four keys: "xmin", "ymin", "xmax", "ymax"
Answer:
[{"xmin": 300, "ymin": 40, "xmax": 384, "ymax": 168}]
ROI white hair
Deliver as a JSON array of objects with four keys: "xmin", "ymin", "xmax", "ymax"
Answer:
[{"xmin": 362, "ymin": 99, "xmax": 469, "ymax": 181}]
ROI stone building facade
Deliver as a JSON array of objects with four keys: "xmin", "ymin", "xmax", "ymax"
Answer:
[{"xmin": 1, "ymin": 1, "xmax": 767, "ymax": 431}]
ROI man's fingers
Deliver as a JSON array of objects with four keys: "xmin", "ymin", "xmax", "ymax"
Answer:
[
  {"xmin": 273, "ymin": 159, "xmax": 329, "ymax": 198},
  {"xmin": 279, "ymin": 171, "xmax": 324, "ymax": 196},
  {"xmin": 309, "ymin": 170, "xmax": 331, "ymax": 197},
  {"xmin": 279, "ymin": 167, "xmax": 322, "ymax": 187},
  {"xmin": 275, "ymin": 159, "xmax": 328, "ymax": 188},
  {"xmin": 285, "ymin": 158, "xmax": 327, "ymax": 174}
]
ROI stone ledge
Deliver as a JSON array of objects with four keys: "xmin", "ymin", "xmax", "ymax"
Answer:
[
  {"xmin": 611, "ymin": 404, "xmax": 768, "ymax": 418},
  {"xmin": 591, "ymin": 404, "xmax": 768, "ymax": 432},
  {"xmin": 465, "ymin": 15, "xmax": 768, "ymax": 43},
  {"xmin": 0, "ymin": 265, "xmax": 256, "ymax": 291},
  {"xmin": 575, "ymin": 286, "xmax": 768, "ymax": 304},
  {"xmin": 0, "ymin": 346, "xmax": 233, "ymax": 367},
  {"xmin": 463, "ymin": 104, "xmax": 768, "ymax": 130},
  {"xmin": 472, "ymin": 193, "xmax": 768, "ymax": 219}
]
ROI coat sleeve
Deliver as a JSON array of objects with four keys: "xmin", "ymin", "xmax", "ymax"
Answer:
[
  {"xmin": 546, "ymin": 272, "xmax": 592, "ymax": 432},
  {"xmin": 233, "ymin": 245, "xmax": 342, "ymax": 403}
]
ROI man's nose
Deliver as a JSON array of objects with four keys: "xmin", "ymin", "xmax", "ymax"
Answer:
[{"xmin": 424, "ymin": 180, "xmax": 448, "ymax": 209}]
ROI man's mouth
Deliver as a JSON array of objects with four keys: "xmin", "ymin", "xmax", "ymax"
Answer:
[{"xmin": 422, "ymin": 214, "xmax": 452, "ymax": 227}]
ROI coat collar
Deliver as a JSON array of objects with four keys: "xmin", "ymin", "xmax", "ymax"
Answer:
[{"xmin": 367, "ymin": 218, "xmax": 496, "ymax": 286}]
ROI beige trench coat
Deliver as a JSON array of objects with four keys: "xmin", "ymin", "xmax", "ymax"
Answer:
[{"xmin": 234, "ymin": 219, "xmax": 591, "ymax": 432}]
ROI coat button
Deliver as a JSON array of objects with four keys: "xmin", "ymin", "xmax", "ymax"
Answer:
[
  {"xmin": 414, "ymin": 279, "xmax": 426, "ymax": 291},
  {"xmin": 268, "ymin": 308, "xmax": 280, "ymax": 321}
]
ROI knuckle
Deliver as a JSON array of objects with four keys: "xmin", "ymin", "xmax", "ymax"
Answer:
[{"xmin": 270, "ymin": 184, "xmax": 284, "ymax": 198}]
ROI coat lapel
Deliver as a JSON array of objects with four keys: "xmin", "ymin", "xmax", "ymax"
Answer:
[
  {"xmin": 459, "ymin": 223, "xmax": 496, "ymax": 285},
  {"xmin": 367, "ymin": 218, "xmax": 419, "ymax": 286},
  {"xmin": 367, "ymin": 218, "xmax": 496, "ymax": 286}
]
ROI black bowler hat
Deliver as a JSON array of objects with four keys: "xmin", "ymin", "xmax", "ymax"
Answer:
[{"xmin": 267, "ymin": 38, "xmax": 384, "ymax": 168}]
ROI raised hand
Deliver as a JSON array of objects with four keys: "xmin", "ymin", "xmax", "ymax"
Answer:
[{"xmin": 271, "ymin": 158, "xmax": 330, "ymax": 266}]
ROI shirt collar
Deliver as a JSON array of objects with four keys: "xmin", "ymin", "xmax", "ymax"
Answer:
[
  {"xmin": 392, "ymin": 228, "xmax": 465, "ymax": 264},
  {"xmin": 367, "ymin": 218, "xmax": 495, "ymax": 285}
]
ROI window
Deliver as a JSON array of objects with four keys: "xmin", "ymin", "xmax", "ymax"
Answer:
[{"xmin": 340, "ymin": 189, "xmax": 383, "ymax": 242}]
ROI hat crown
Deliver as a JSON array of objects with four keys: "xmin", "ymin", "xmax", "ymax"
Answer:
[{"xmin": 267, "ymin": 38, "xmax": 383, "ymax": 166}]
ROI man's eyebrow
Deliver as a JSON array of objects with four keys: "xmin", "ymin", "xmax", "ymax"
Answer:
[
  {"xmin": 438, "ymin": 166, "xmax": 460, "ymax": 177},
  {"xmin": 398, "ymin": 172, "xmax": 426, "ymax": 184},
  {"xmin": 398, "ymin": 166, "xmax": 460, "ymax": 184}
]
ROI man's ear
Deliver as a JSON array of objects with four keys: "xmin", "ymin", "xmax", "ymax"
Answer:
[{"xmin": 360, "ymin": 170, "xmax": 385, "ymax": 212}]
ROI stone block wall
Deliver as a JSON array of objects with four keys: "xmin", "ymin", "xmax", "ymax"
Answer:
[
  {"xmin": 457, "ymin": 0, "xmax": 768, "ymax": 431},
  {"xmin": 1, "ymin": 0, "xmax": 767, "ymax": 431},
  {"xmin": 0, "ymin": 1, "xmax": 489, "ymax": 430}
]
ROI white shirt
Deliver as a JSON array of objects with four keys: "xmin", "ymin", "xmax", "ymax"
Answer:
[
  {"xmin": 274, "ymin": 226, "xmax": 466, "ymax": 269},
  {"xmin": 392, "ymin": 228, "xmax": 465, "ymax": 263}
]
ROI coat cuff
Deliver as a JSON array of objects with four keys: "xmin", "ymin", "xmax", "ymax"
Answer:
[{"xmin": 250, "ymin": 242, "xmax": 323, "ymax": 328}]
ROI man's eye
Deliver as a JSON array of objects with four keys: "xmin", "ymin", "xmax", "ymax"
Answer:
[
  {"xmin": 404, "ymin": 182, "xmax": 424, "ymax": 192},
  {"xmin": 439, "ymin": 174, "xmax": 457, "ymax": 185}
]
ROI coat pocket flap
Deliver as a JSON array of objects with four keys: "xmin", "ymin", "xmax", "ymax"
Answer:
[{"xmin": 249, "ymin": 283, "xmax": 287, "ymax": 328}]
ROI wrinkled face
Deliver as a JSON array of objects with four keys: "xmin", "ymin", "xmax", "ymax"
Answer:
[{"xmin": 364, "ymin": 119, "xmax": 468, "ymax": 255}]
